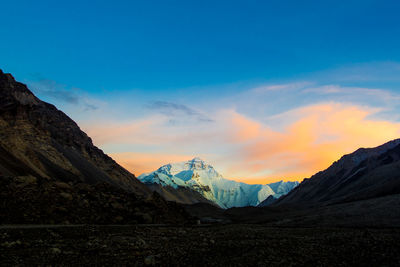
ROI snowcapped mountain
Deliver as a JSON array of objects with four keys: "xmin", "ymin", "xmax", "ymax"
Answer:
[{"xmin": 138, "ymin": 157, "xmax": 299, "ymax": 208}]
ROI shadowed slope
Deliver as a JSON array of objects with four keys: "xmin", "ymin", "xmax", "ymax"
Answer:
[
  {"xmin": 277, "ymin": 139, "xmax": 400, "ymax": 207},
  {"xmin": 0, "ymin": 69, "xmax": 191, "ymax": 224},
  {"xmin": 0, "ymin": 70, "xmax": 148, "ymax": 196}
]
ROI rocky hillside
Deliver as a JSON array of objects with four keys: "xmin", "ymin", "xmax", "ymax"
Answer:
[
  {"xmin": 276, "ymin": 139, "xmax": 400, "ymax": 207},
  {"xmin": 0, "ymin": 70, "xmax": 148, "ymax": 196},
  {"xmin": 0, "ymin": 69, "xmax": 190, "ymax": 224}
]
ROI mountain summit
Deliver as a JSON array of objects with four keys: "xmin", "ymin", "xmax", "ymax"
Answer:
[{"xmin": 139, "ymin": 158, "xmax": 298, "ymax": 208}]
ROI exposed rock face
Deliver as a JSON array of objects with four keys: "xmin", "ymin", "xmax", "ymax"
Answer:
[
  {"xmin": 0, "ymin": 69, "xmax": 190, "ymax": 224},
  {"xmin": 0, "ymin": 69, "xmax": 148, "ymax": 196},
  {"xmin": 276, "ymin": 139, "xmax": 400, "ymax": 207}
]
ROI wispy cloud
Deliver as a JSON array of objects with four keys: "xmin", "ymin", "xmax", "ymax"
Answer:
[
  {"xmin": 310, "ymin": 61, "xmax": 400, "ymax": 83},
  {"xmin": 27, "ymin": 75, "xmax": 99, "ymax": 111},
  {"xmin": 299, "ymin": 85, "xmax": 400, "ymax": 122},
  {"xmin": 302, "ymin": 85, "xmax": 400, "ymax": 100},
  {"xmin": 83, "ymin": 113, "xmax": 223, "ymax": 149},
  {"xmin": 28, "ymin": 79, "xmax": 80, "ymax": 104},
  {"xmin": 251, "ymin": 81, "xmax": 313, "ymax": 94},
  {"xmin": 146, "ymin": 101, "xmax": 214, "ymax": 122}
]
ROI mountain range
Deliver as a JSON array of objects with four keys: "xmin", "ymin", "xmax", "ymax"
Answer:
[
  {"xmin": 138, "ymin": 157, "xmax": 299, "ymax": 208},
  {"xmin": 1, "ymin": 68, "xmax": 400, "ymax": 228},
  {"xmin": 223, "ymin": 138, "xmax": 400, "ymax": 227}
]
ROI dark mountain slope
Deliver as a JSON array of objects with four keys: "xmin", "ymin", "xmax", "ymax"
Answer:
[
  {"xmin": 218, "ymin": 139, "xmax": 400, "ymax": 227},
  {"xmin": 276, "ymin": 139, "xmax": 400, "ymax": 207},
  {"xmin": 0, "ymin": 70, "xmax": 148, "ymax": 196},
  {"xmin": 257, "ymin": 195, "xmax": 277, "ymax": 207},
  {"xmin": 0, "ymin": 70, "xmax": 190, "ymax": 224},
  {"xmin": 146, "ymin": 183, "xmax": 216, "ymax": 206}
]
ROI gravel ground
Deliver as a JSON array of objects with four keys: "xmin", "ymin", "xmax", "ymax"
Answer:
[{"xmin": 1, "ymin": 224, "xmax": 400, "ymax": 266}]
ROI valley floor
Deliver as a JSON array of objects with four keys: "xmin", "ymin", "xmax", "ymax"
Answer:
[{"xmin": 1, "ymin": 224, "xmax": 400, "ymax": 266}]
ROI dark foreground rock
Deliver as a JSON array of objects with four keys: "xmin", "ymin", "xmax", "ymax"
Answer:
[
  {"xmin": 0, "ymin": 69, "xmax": 192, "ymax": 225},
  {"xmin": 1, "ymin": 225, "xmax": 400, "ymax": 266},
  {"xmin": 0, "ymin": 175, "xmax": 190, "ymax": 225}
]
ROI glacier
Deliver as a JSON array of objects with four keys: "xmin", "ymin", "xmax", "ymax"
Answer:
[{"xmin": 138, "ymin": 157, "xmax": 299, "ymax": 208}]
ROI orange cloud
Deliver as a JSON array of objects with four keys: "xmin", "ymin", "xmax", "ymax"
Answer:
[
  {"xmin": 110, "ymin": 152, "xmax": 194, "ymax": 176},
  {"xmin": 82, "ymin": 116, "xmax": 169, "ymax": 146},
  {"xmin": 226, "ymin": 103, "xmax": 400, "ymax": 183},
  {"xmin": 229, "ymin": 112, "xmax": 261, "ymax": 142}
]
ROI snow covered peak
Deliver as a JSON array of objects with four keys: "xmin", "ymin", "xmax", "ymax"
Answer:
[
  {"xmin": 156, "ymin": 157, "xmax": 217, "ymax": 178},
  {"xmin": 187, "ymin": 157, "xmax": 209, "ymax": 169},
  {"xmin": 138, "ymin": 157, "xmax": 299, "ymax": 208}
]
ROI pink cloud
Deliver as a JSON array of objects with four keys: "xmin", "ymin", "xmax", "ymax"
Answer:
[{"xmin": 109, "ymin": 152, "xmax": 194, "ymax": 176}]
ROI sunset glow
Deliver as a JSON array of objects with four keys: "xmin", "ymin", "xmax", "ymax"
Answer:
[
  {"xmin": 3, "ymin": 1, "xmax": 400, "ymax": 184},
  {"xmin": 87, "ymin": 100, "xmax": 400, "ymax": 184}
]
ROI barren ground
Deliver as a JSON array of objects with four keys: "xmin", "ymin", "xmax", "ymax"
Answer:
[{"xmin": 1, "ymin": 224, "xmax": 400, "ymax": 266}]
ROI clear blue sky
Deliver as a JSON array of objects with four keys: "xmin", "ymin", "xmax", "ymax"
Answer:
[
  {"xmin": 1, "ymin": 0, "xmax": 400, "ymax": 183},
  {"xmin": 2, "ymin": 0, "xmax": 400, "ymax": 91}
]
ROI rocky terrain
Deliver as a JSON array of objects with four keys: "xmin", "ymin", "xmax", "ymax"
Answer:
[
  {"xmin": 1, "ymin": 225, "xmax": 400, "ymax": 266},
  {"xmin": 0, "ymin": 174, "xmax": 190, "ymax": 225}
]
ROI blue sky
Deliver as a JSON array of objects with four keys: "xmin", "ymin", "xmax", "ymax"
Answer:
[{"xmin": 1, "ymin": 0, "xmax": 400, "ymax": 183}]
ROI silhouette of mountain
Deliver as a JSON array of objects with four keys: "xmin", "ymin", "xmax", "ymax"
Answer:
[{"xmin": 277, "ymin": 139, "xmax": 400, "ymax": 207}]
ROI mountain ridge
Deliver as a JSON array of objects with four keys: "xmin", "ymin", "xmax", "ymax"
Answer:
[
  {"xmin": 139, "ymin": 157, "xmax": 299, "ymax": 208},
  {"xmin": 276, "ymin": 138, "xmax": 400, "ymax": 207},
  {"xmin": 0, "ymin": 69, "xmax": 190, "ymax": 224},
  {"xmin": 0, "ymin": 69, "xmax": 149, "ymax": 195}
]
